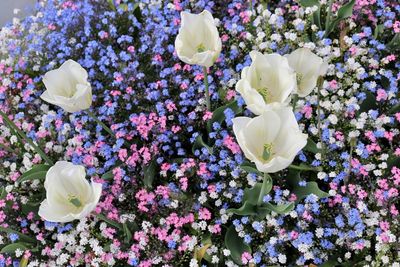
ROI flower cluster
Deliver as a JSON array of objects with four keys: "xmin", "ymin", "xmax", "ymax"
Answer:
[{"xmin": 0, "ymin": 0, "xmax": 399, "ymax": 266}]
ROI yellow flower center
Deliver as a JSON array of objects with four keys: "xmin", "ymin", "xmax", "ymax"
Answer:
[
  {"xmin": 197, "ymin": 43, "xmax": 206, "ymax": 53},
  {"xmin": 69, "ymin": 196, "xmax": 83, "ymax": 208},
  {"xmin": 296, "ymin": 73, "xmax": 303, "ymax": 85},
  {"xmin": 257, "ymin": 87, "xmax": 270, "ymax": 102},
  {"xmin": 262, "ymin": 143, "xmax": 273, "ymax": 161}
]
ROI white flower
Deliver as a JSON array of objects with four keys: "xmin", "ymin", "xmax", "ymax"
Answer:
[
  {"xmin": 286, "ymin": 48, "xmax": 328, "ymax": 97},
  {"xmin": 236, "ymin": 51, "xmax": 296, "ymax": 115},
  {"xmin": 41, "ymin": 60, "xmax": 92, "ymax": 113},
  {"xmin": 232, "ymin": 105, "xmax": 307, "ymax": 173},
  {"xmin": 175, "ymin": 10, "xmax": 222, "ymax": 67},
  {"xmin": 38, "ymin": 161, "xmax": 102, "ymax": 222}
]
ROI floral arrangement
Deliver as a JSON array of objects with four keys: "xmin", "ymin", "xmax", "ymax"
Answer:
[{"xmin": 0, "ymin": 0, "xmax": 399, "ymax": 266}]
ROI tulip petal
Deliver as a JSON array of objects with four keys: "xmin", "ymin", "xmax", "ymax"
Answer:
[{"xmin": 38, "ymin": 199, "xmax": 75, "ymax": 223}]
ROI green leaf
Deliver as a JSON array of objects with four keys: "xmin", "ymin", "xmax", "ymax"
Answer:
[
  {"xmin": 243, "ymin": 179, "xmax": 272, "ymax": 206},
  {"xmin": 224, "ymin": 226, "xmax": 252, "ymax": 265},
  {"xmin": 123, "ymin": 222, "xmax": 132, "ymax": 243},
  {"xmin": 119, "ymin": 3, "xmax": 128, "ymax": 11},
  {"xmin": 320, "ymin": 259, "xmax": 339, "ymax": 267},
  {"xmin": 325, "ymin": 0, "xmax": 355, "ymax": 36},
  {"xmin": 373, "ymin": 24, "xmax": 384, "ymax": 39},
  {"xmin": 132, "ymin": 2, "xmax": 142, "ymax": 23},
  {"xmin": 240, "ymin": 162, "xmax": 262, "ymax": 176},
  {"xmin": 101, "ymin": 169, "xmax": 115, "ymax": 180},
  {"xmin": 18, "ymin": 164, "xmax": 51, "ymax": 183},
  {"xmin": 303, "ymin": 138, "xmax": 321, "ymax": 154},
  {"xmin": 389, "ymin": 103, "xmax": 400, "ymax": 114},
  {"xmin": 194, "ymin": 243, "xmax": 212, "ymax": 263},
  {"xmin": 257, "ymin": 174, "xmax": 272, "ymax": 206},
  {"xmin": 386, "ymin": 154, "xmax": 400, "ymax": 175},
  {"xmin": 358, "ymin": 91, "xmax": 378, "ymax": 114},
  {"xmin": 293, "ymin": 181, "xmax": 330, "ymax": 203},
  {"xmin": 21, "ymin": 202, "xmax": 40, "ymax": 219},
  {"xmin": 0, "ymin": 242, "xmax": 31, "ymax": 254},
  {"xmin": 209, "ymin": 100, "xmax": 242, "ymax": 131},
  {"xmin": 96, "ymin": 214, "xmax": 123, "ymax": 230},
  {"xmin": 229, "ymin": 175, "xmax": 273, "ymax": 216},
  {"xmin": 107, "ymin": 0, "xmax": 116, "ymax": 10},
  {"xmin": 312, "ymin": 6, "xmax": 322, "ymax": 29},
  {"xmin": 227, "ymin": 201, "xmax": 257, "ymax": 216},
  {"xmin": 143, "ymin": 159, "xmax": 157, "ymax": 188},
  {"xmin": 289, "ymin": 164, "xmax": 321, "ymax": 172},
  {"xmin": 0, "ymin": 227, "xmax": 36, "ymax": 243},
  {"xmin": 286, "ymin": 169, "xmax": 302, "ymax": 189},
  {"xmin": 101, "ymin": 161, "xmax": 124, "ymax": 180},
  {"xmin": 0, "ymin": 187, "xmax": 6, "ymax": 199},
  {"xmin": 192, "ymin": 134, "xmax": 212, "ymax": 154},
  {"xmin": 337, "ymin": 0, "xmax": 356, "ymax": 20},
  {"xmin": 299, "ymin": 0, "xmax": 320, "ymax": 7},
  {"xmin": 262, "ymin": 202, "xmax": 295, "ymax": 214},
  {"xmin": 387, "ymin": 33, "xmax": 400, "ymax": 50}
]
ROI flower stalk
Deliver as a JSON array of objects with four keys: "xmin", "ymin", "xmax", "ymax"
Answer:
[
  {"xmin": 86, "ymin": 110, "xmax": 115, "ymax": 137},
  {"xmin": 316, "ymin": 76, "xmax": 325, "ymax": 161},
  {"xmin": 203, "ymin": 66, "xmax": 211, "ymax": 111}
]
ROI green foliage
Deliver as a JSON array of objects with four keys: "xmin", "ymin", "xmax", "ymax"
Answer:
[
  {"xmin": 299, "ymin": 0, "xmax": 320, "ymax": 7},
  {"xmin": 299, "ymin": 0, "xmax": 356, "ymax": 38},
  {"xmin": 96, "ymin": 214, "xmax": 123, "ymax": 230},
  {"xmin": 0, "ymin": 242, "xmax": 31, "ymax": 254},
  {"xmin": 358, "ymin": 91, "xmax": 378, "ymax": 114},
  {"xmin": 18, "ymin": 164, "xmax": 51, "ymax": 183},
  {"xmin": 224, "ymin": 226, "xmax": 252, "ymax": 265},
  {"xmin": 0, "ymin": 226, "xmax": 36, "ymax": 243},
  {"xmin": 143, "ymin": 159, "xmax": 157, "ymax": 188},
  {"xmin": 373, "ymin": 24, "xmax": 385, "ymax": 39},
  {"xmin": 228, "ymin": 174, "xmax": 295, "ymax": 218},
  {"xmin": 303, "ymin": 138, "xmax": 321, "ymax": 154},
  {"xmin": 325, "ymin": 0, "xmax": 356, "ymax": 37},
  {"xmin": 286, "ymin": 169, "xmax": 329, "ymax": 203},
  {"xmin": 227, "ymin": 201, "xmax": 258, "ymax": 216},
  {"xmin": 192, "ymin": 134, "xmax": 213, "ymax": 154},
  {"xmin": 293, "ymin": 181, "xmax": 330, "ymax": 203},
  {"xmin": 387, "ymin": 33, "xmax": 400, "ymax": 50},
  {"xmin": 240, "ymin": 162, "xmax": 262, "ymax": 176},
  {"xmin": 208, "ymin": 100, "xmax": 242, "ymax": 132},
  {"xmin": 262, "ymin": 202, "xmax": 295, "ymax": 214}
]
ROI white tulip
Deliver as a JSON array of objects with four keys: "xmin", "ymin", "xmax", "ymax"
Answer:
[
  {"xmin": 41, "ymin": 60, "xmax": 92, "ymax": 113},
  {"xmin": 236, "ymin": 51, "xmax": 297, "ymax": 115},
  {"xmin": 175, "ymin": 10, "xmax": 222, "ymax": 67},
  {"xmin": 38, "ymin": 161, "xmax": 102, "ymax": 223},
  {"xmin": 286, "ymin": 48, "xmax": 328, "ymax": 97},
  {"xmin": 232, "ymin": 105, "xmax": 307, "ymax": 173}
]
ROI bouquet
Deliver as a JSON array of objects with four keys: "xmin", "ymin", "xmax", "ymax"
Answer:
[{"xmin": 0, "ymin": 0, "xmax": 399, "ymax": 266}]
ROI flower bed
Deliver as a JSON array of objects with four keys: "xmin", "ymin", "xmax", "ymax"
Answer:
[{"xmin": 0, "ymin": 0, "xmax": 399, "ymax": 266}]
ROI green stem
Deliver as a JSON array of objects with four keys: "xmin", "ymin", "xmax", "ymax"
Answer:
[
  {"xmin": 0, "ymin": 143, "xmax": 18, "ymax": 155},
  {"xmin": 326, "ymin": 0, "xmax": 334, "ymax": 30},
  {"xmin": 86, "ymin": 110, "xmax": 115, "ymax": 137},
  {"xmin": 258, "ymin": 173, "xmax": 271, "ymax": 206},
  {"xmin": 203, "ymin": 67, "xmax": 211, "ymax": 111},
  {"xmin": 345, "ymin": 137, "xmax": 356, "ymax": 185},
  {"xmin": 316, "ymin": 76, "xmax": 325, "ymax": 161},
  {"xmin": 289, "ymin": 164, "xmax": 322, "ymax": 172},
  {"xmin": 0, "ymin": 110, "xmax": 53, "ymax": 165},
  {"xmin": 96, "ymin": 213, "xmax": 122, "ymax": 230}
]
